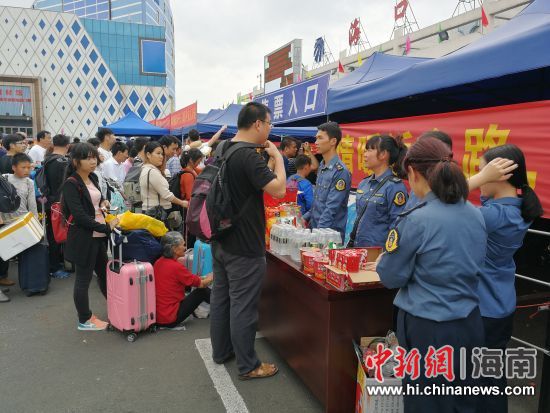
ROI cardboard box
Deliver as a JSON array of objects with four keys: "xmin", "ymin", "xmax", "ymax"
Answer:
[
  {"xmin": 0, "ymin": 212, "xmax": 42, "ymax": 260},
  {"xmin": 354, "ymin": 341, "xmax": 403, "ymax": 413}
]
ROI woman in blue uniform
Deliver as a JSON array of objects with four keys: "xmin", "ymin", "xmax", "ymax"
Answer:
[
  {"xmin": 469, "ymin": 144, "xmax": 543, "ymax": 413},
  {"xmin": 349, "ymin": 135, "xmax": 408, "ymax": 247},
  {"xmin": 372, "ymin": 137, "xmax": 487, "ymax": 413}
]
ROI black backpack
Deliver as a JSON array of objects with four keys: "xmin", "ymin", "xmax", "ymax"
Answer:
[
  {"xmin": 168, "ymin": 170, "xmax": 193, "ymax": 201},
  {"xmin": 186, "ymin": 141, "xmax": 262, "ymax": 241},
  {"xmin": 35, "ymin": 155, "xmax": 67, "ymax": 199},
  {"xmin": 0, "ymin": 174, "xmax": 21, "ymax": 213}
]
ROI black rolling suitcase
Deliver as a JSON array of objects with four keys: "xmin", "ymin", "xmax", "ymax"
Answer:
[{"xmin": 19, "ymin": 200, "xmax": 50, "ymax": 296}]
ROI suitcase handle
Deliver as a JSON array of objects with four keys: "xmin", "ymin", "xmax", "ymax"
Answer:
[{"xmin": 110, "ymin": 228, "xmax": 124, "ymax": 274}]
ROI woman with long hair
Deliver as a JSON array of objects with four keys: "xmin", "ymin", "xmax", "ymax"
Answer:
[
  {"xmin": 371, "ymin": 137, "xmax": 487, "ymax": 413},
  {"xmin": 139, "ymin": 141, "xmax": 188, "ymax": 223},
  {"xmin": 469, "ymin": 144, "xmax": 543, "ymax": 413},
  {"xmin": 62, "ymin": 143, "xmax": 120, "ymax": 331},
  {"xmin": 349, "ymin": 135, "xmax": 408, "ymax": 247}
]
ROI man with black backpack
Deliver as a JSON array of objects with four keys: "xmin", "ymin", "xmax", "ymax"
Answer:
[
  {"xmin": 209, "ymin": 102, "xmax": 286, "ymax": 380},
  {"xmin": 42, "ymin": 134, "xmax": 71, "ymax": 278}
]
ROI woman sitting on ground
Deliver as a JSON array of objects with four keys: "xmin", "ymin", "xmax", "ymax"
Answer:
[{"xmin": 154, "ymin": 231, "xmax": 212, "ymax": 328}]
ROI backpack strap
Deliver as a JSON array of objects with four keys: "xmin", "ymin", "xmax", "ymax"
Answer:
[{"xmin": 347, "ymin": 175, "xmax": 392, "ymax": 247}]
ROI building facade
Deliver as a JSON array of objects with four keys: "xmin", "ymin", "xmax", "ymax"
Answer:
[
  {"xmin": 32, "ymin": 0, "xmax": 175, "ymax": 102},
  {"xmin": 0, "ymin": 6, "xmax": 173, "ymax": 138}
]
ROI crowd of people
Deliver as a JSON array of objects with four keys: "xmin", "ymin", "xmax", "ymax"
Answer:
[{"xmin": 0, "ymin": 101, "xmax": 543, "ymax": 408}]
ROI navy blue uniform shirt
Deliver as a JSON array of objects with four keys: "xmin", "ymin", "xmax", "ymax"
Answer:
[
  {"xmin": 355, "ymin": 168, "xmax": 408, "ymax": 247},
  {"xmin": 304, "ymin": 155, "xmax": 351, "ymax": 240},
  {"xmin": 377, "ymin": 192, "xmax": 487, "ymax": 322}
]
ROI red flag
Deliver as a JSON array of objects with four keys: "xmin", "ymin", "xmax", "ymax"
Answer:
[
  {"xmin": 481, "ymin": 6, "xmax": 489, "ymax": 27},
  {"xmin": 338, "ymin": 61, "xmax": 345, "ymax": 73},
  {"xmin": 405, "ymin": 35, "xmax": 411, "ymax": 55}
]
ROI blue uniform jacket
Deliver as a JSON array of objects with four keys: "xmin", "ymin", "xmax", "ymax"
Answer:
[
  {"xmin": 287, "ymin": 174, "xmax": 314, "ymax": 215},
  {"xmin": 377, "ymin": 192, "xmax": 487, "ymax": 322},
  {"xmin": 477, "ymin": 197, "xmax": 530, "ymax": 318},
  {"xmin": 355, "ymin": 168, "xmax": 408, "ymax": 247},
  {"xmin": 303, "ymin": 155, "xmax": 351, "ymax": 240}
]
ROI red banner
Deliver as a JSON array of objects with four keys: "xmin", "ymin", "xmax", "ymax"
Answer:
[
  {"xmin": 151, "ymin": 102, "xmax": 197, "ymax": 130},
  {"xmin": 340, "ymin": 101, "xmax": 550, "ymax": 218}
]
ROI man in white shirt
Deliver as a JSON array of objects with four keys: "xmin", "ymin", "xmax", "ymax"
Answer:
[
  {"xmin": 28, "ymin": 130, "xmax": 52, "ymax": 165},
  {"xmin": 96, "ymin": 128, "xmax": 116, "ymax": 162},
  {"xmin": 102, "ymin": 141, "xmax": 129, "ymax": 186}
]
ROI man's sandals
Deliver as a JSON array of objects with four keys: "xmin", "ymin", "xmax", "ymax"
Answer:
[{"xmin": 238, "ymin": 363, "xmax": 278, "ymax": 381}]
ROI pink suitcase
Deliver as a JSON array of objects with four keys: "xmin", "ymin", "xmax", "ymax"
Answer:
[{"xmin": 107, "ymin": 232, "xmax": 157, "ymax": 342}]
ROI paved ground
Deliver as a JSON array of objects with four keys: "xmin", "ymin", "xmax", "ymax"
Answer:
[{"xmin": 0, "ymin": 262, "xmax": 546, "ymax": 413}]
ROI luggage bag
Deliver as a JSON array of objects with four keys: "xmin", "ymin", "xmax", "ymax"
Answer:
[{"xmin": 107, "ymin": 230, "xmax": 157, "ymax": 342}]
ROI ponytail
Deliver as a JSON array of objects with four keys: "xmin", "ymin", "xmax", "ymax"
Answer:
[
  {"xmin": 404, "ymin": 138, "xmax": 468, "ymax": 204},
  {"xmin": 180, "ymin": 150, "xmax": 191, "ymax": 169},
  {"xmin": 520, "ymin": 185, "xmax": 543, "ymax": 222},
  {"xmin": 483, "ymin": 144, "xmax": 544, "ymax": 222},
  {"xmin": 428, "ymin": 158, "xmax": 469, "ymax": 204}
]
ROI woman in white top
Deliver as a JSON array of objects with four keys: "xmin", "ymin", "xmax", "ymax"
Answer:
[{"xmin": 139, "ymin": 141, "xmax": 188, "ymax": 221}]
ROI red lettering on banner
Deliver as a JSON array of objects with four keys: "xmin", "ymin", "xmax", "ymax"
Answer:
[
  {"xmin": 6, "ymin": 89, "xmax": 12, "ymax": 96},
  {"xmin": 425, "ymin": 345, "xmax": 455, "ymax": 382},
  {"xmin": 394, "ymin": 347, "xmax": 421, "ymax": 380},
  {"xmin": 15, "ymin": 89, "xmax": 23, "ymax": 96},
  {"xmin": 341, "ymin": 101, "xmax": 550, "ymax": 217},
  {"xmin": 364, "ymin": 343, "xmax": 394, "ymax": 383}
]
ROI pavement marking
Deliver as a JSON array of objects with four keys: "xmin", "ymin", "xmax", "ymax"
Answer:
[{"xmin": 195, "ymin": 338, "xmax": 249, "ymax": 413}]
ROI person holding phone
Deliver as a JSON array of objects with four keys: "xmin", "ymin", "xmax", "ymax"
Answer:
[{"xmin": 62, "ymin": 143, "xmax": 120, "ymax": 331}]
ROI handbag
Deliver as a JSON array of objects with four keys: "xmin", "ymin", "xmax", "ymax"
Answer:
[
  {"xmin": 50, "ymin": 177, "xmax": 80, "ymax": 243},
  {"xmin": 144, "ymin": 169, "xmax": 168, "ymax": 222}
]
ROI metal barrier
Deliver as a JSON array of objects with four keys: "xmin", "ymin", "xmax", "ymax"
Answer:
[{"xmin": 510, "ymin": 228, "xmax": 550, "ymax": 413}]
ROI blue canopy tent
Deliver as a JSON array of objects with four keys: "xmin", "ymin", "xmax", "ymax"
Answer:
[
  {"xmin": 172, "ymin": 104, "xmax": 318, "ymax": 141},
  {"xmin": 328, "ymin": 0, "xmax": 550, "ymax": 123},
  {"xmin": 277, "ymin": 53, "xmax": 431, "ymax": 127},
  {"xmin": 103, "ymin": 111, "xmax": 170, "ymax": 137}
]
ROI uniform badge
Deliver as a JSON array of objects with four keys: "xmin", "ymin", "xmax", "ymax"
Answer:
[
  {"xmin": 393, "ymin": 192, "xmax": 406, "ymax": 206},
  {"xmin": 385, "ymin": 229, "xmax": 399, "ymax": 253},
  {"xmin": 357, "ymin": 189, "xmax": 364, "ymax": 194},
  {"xmin": 336, "ymin": 164, "xmax": 343, "ymax": 171},
  {"xmin": 335, "ymin": 179, "xmax": 346, "ymax": 191}
]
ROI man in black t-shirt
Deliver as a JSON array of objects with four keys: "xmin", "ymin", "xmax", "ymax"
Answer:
[{"xmin": 210, "ymin": 102, "xmax": 286, "ymax": 380}]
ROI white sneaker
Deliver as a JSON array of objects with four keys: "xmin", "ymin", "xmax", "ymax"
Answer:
[{"xmin": 0, "ymin": 290, "xmax": 10, "ymax": 303}]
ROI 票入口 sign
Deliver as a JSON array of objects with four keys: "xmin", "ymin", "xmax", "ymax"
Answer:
[{"xmin": 256, "ymin": 74, "xmax": 330, "ymax": 124}]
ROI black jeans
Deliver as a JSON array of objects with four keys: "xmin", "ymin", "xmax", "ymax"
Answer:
[
  {"xmin": 158, "ymin": 288, "xmax": 211, "ymax": 328},
  {"xmin": 73, "ymin": 238, "xmax": 108, "ymax": 324}
]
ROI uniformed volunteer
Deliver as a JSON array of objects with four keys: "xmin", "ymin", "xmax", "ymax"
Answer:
[
  {"xmin": 469, "ymin": 144, "xmax": 543, "ymax": 413},
  {"xmin": 349, "ymin": 135, "xmax": 408, "ymax": 247},
  {"xmin": 303, "ymin": 122, "xmax": 351, "ymax": 241},
  {"xmin": 371, "ymin": 137, "xmax": 488, "ymax": 413}
]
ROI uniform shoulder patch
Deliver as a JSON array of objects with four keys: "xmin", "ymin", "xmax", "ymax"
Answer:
[
  {"xmin": 335, "ymin": 179, "xmax": 346, "ymax": 191},
  {"xmin": 398, "ymin": 201, "xmax": 427, "ymax": 217},
  {"xmin": 389, "ymin": 176, "xmax": 402, "ymax": 183},
  {"xmin": 393, "ymin": 191, "xmax": 406, "ymax": 206},
  {"xmin": 385, "ymin": 228, "xmax": 399, "ymax": 253}
]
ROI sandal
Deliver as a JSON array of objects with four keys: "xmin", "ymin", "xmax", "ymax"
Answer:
[{"xmin": 238, "ymin": 362, "xmax": 279, "ymax": 381}]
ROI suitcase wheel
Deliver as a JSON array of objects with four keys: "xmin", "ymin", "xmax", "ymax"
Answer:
[
  {"xmin": 149, "ymin": 324, "xmax": 158, "ymax": 333},
  {"xmin": 127, "ymin": 333, "xmax": 137, "ymax": 343},
  {"xmin": 107, "ymin": 324, "xmax": 115, "ymax": 332}
]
